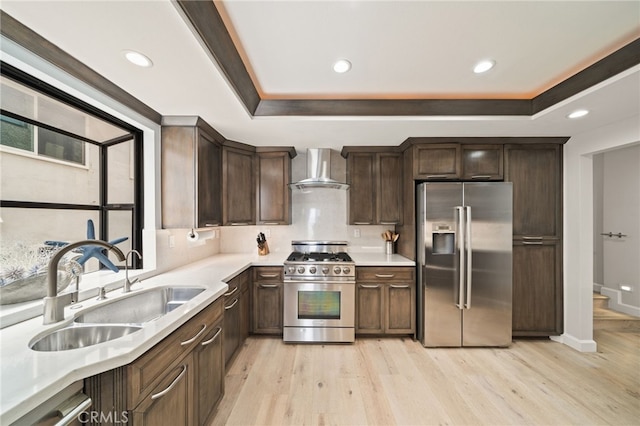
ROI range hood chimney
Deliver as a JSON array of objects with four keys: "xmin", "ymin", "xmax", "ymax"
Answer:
[{"xmin": 289, "ymin": 148, "xmax": 349, "ymax": 190}]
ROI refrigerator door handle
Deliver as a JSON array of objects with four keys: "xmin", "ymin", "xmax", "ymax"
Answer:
[
  {"xmin": 455, "ymin": 206, "xmax": 465, "ymax": 310},
  {"xmin": 465, "ymin": 206, "xmax": 473, "ymax": 309}
]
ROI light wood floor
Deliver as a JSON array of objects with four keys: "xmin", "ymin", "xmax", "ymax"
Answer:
[{"xmin": 209, "ymin": 330, "xmax": 640, "ymax": 426}]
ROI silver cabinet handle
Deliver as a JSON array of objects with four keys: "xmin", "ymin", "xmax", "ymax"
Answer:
[
  {"xmin": 224, "ymin": 298, "xmax": 239, "ymax": 310},
  {"xmin": 523, "ymin": 236, "xmax": 543, "ymax": 240},
  {"xmin": 389, "ymin": 284, "xmax": 410, "ymax": 289},
  {"xmin": 204, "ymin": 223, "xmax": 220, "ymax": 226},
  {"xmin": 353, "ymin": 222, "xmax": 371, "ymax": 225},
  {"xmin": 523, "ymin": 241, "xmax": 544, "ymax": 245},
  {"xmin": 359, "ymin": 284, "xmax": 381, "ymax": 289},
  {"xmin": 55, "ymin": 393, "xmax": 92, "ymax": 426},
  {"xmin": 180, "ymin": 324, "xmax": 207, "ymax": 346},
  {"xmin": 379, "ymin": 221, "xmax": 399, "ymax": 225},
  {"xmin": 426, "ymin": 175, "xmax": 449, "ymax": 179},
  {"xmin": 151, "ymin": 365, "xmax": 187, "ymax": 400},
  {"xmin": 230, "ymin": 222, "xmax": 250, "ymax": 226},
  {"xmin": 201, "ymin": 327, "xmax": 222, "ymax": 346},
  {"xmin": 259, "ymin": 273, "xmax": 279, "ymax": 278},
  {"xmin": 224, "ymin": 286, "xmax": 238, "ymax": 297},
  {"xmin": 259, "ymin": 284, "xmax": 278, "ymax": 288},
  {"xmin": 374, "ymin": 274, "xmax": 395, "ymax": 278},
  {"xmin": 262, "ymin": 222, "xmax": 280, "ymax": 225},
  {"xmin": 471, "ymin": 175, "xmax": 492, "ymax": 179}
]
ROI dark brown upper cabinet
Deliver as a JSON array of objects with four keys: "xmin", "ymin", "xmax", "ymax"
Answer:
[
  {"xmin": 412, "ymin": 143, "xmax": 503, "ymax": 181},
  {"xmin": 343, "ymin": 149, "xmax": 403, "ymax": 225},
  {"xmin": 256, "ymin": 149, "xmax": 295, "ymax": 225},
  {"xmin": 161, "ymin": 117, "xmax": 222, "ymax": 229},
  {"xmin": 222, "ymin": 142, "xmax": 256, "ymax": 226}
]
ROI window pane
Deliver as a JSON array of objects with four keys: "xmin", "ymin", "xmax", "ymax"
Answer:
[
  {"xmin": 107, "ymin": 139, "xmax": 135, "ymax": 204},
  {"xmin": 37, "ymin": 127, "xmax": 85, "ymax": 165},
  {"xmin": 0, "ymin": 139, "xmax": 100, "ymax": 205},
  {"xmin": 0, "ymin": 115, "xmax": 34, "ymax": 152},
  {"xmin": 107, "ymin": 209, "xmax": 133, "ymax": 268}
]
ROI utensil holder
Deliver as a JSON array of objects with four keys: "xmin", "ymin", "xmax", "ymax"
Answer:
[{"xmin": 385, "ymin": 241, "xmax": 393, "ymax": 255}]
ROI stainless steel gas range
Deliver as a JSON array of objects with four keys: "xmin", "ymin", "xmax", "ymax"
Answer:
[{"xmin": 283, "ymin": 241, "xmax": 355, "ymax": 343}]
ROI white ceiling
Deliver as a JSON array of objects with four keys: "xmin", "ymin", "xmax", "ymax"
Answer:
[{"xmin": 1, "ymin": 1, "xmax": 639, "ymax": 150}]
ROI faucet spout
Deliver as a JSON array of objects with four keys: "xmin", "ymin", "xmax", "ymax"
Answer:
[
  {"xmin": 44, "ymin": 239, "xmax": 126, "ymax": 324},
  {"xmin": 123, "ymin": 249, "xmax": 142, "ymax": 293}
]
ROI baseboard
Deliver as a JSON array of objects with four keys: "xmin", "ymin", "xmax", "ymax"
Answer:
[
  {"xmin": 550, "ymin": 334, "xmax": 597, "ymax": 353},
  {"xmin": 593, "ymin": 282, "xmax": 603, "ymax": 293},
  {"xmin": 600, "ymin": 287, "xmax": 640, "ymax": 317}
]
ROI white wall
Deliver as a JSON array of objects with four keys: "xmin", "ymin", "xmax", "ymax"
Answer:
[{"xmin": 562, "ymin": 115, "xmax": 640, "ymax": 352}]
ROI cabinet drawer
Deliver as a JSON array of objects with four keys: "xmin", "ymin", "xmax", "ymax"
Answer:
[
  {"xmin": 253, "ymin": 266, "xmax": 283, "ymax": 282},
  {"xmin": 128, "ymin": 298, "xmax": 223, "ymax": 408},
  {"xmin": 356, "ymin": 267, "xmax": 415, "ymax": 282}
]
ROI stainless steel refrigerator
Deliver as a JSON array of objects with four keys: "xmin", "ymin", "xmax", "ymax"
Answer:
[{"xmin": 417, "ymin": 182, "xmax": 513, "ymax": 347}]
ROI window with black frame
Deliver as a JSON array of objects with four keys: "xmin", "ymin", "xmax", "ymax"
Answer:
[{"xmin": 0, "ymin": 65, "xmax": 143, "ymax": 303}]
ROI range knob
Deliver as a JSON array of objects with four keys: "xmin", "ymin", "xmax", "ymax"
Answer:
[
  {"xmin": 287, "ymin": 266, "xmax": 295, "ymax": 274},
  {"xmin": 343, "ymin": 267, "xmax": 351, "ymax": 275},
  {"xmin": 333, "ymin": 266, "xmax": 342, "ymax": 275},
  {"xmin": 322, "ymin": 267, "xmax": 330, "ymax": 274},
  {"xmin": 297, "ymin": 266, "xmax": 306, "ymax": 274},
  {"xmin": 309, "ymin": 266, "xmax": 317, "ymax": 274}
]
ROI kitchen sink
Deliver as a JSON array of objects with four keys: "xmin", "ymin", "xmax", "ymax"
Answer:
[
  {"xmin": 74, "ymin": 286, "xmax": 206, "ymax": 325},
  {"xmin": 30, "ymin": 324, "xmax": 143, "ymax": 352}
]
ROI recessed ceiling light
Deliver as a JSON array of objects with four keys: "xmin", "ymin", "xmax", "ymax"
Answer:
[
  {"xmin": 567, "ymin": 109, "xmax": 589, "ymax": 119},
  {"xmin": 123, "ymin": 50, "xmax": 153, "ymax": 68},
  {"xmin": 473, "ymin": 59, "xmax": 495, "ymax": 74},
  {"xmin": 333, "ymin": 59, "xmax": 351, "ymax": 73}
]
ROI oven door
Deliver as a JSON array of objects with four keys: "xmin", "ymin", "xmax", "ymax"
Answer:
[{"xmin": 283, "ymin": 281, "xmax": 355, "ymax": 329}]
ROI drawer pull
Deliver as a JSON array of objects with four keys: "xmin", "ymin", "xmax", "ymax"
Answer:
[
  {"xmin": 224, "ymin": 299, "xmax": 239, "ymax": 310},
  {"xmin": 259, "ymin": 284, "xmax": 278, "ymax": 288},
  {"xmin": 204, "ymin": 222, "xmax": 220, "ymax": 227},
  {"xmin": 201, "ymin": 327, "xmax": 222, "ymax": 346},
  {"xmin": 523, "ymin": 241, "xmax": 544, "ymax": 245},
  {"xmin": 426, "ymin": 175, "xmax": 449, "ymax": 179},
  {"xmin": 390, "ymin": 284, "xmax": 410, "ymax": 289},
  {"xmin": 151, "ymin": 365, "xmax": 187, "ymax": 400},
  {"xmin": 523, "ymin": 236, "xmax": 543, "ymax": 240},
  {"xmin": 259, "ymin": 273, "xmax": 279, "ymax": 278},
  {"xmin": 374, "ymin": 274, "xmax": 395, "ymax": 278},
  {"xmin": 359, "ymin": 284, "xmax": 381, "ymax": 289},
  {"xmin": 353, "ymin": 222, "xmax": 371, "ymax": 225},
  {"xmin": 224, "ymin": 286, "xmax": 238, "ymax": 297},
  {"xmin": 262, "ymin": 222, "xmax": 280, "ymax": 225},
  {"xmin": 180, "ymin": 324, "xmax": 207, "ymax": 346},
  {"xmin": 230, "ymin": 222, "xmax": 250, "ymax": 226},
  {"xmin": 471, "ymin": 175, "xmax": 492, "ymax": 180}
]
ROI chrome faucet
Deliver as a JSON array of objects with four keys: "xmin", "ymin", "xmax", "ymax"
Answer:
[
  {"xmin": 123, "ymin": 249, "xmax": 142, "ymax": 293},
  {"xmin": 44, "ymin": 240, "xmax": 126, "ymax": 325}
]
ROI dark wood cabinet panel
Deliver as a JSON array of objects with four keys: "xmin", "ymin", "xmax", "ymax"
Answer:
[
  {"xmin": 413, "ymin": 144, "xmax": 460, "ymax": 179},
  {"xmin": 223, "ymin": 146, "xmax": 255, "ymax": 225},
  {"xmin": 193, "ymin": 321, "xmax": 224, "ymax": 425},
  {"xmin": 346, "ymin": 151, "xmax": 402, "ymax": 225},
  {"xmin": 356, "ymin": 267, "xmax": 415, "ymax": 335},
  {"xmin": 461, "ymin": 144, "xmax": 503, "ymax": 180},
  {"xmin": 256, "ymin": 151, "xmax": 292, "ymax": 224},
  {"xmin": 356, "ymin": 283, "xmax": 384, "ymax": 334},
  {"xmin": 252, "ymin": 267, "xmax": 283, "ymax": 334},
  {"xmin": 161, "ymin": 119, "xmax": 223, "ymax": 228},
  {"xmin": 505, "ymin": 144, "xmax": 562, "ymax": 237},
  {"xmin": 512, "ymin": 241, "xmax": 562, "ymax": 335},
  {"xmin": 223, "ymin": 288, "xmax": 241, "ymax": 369}
]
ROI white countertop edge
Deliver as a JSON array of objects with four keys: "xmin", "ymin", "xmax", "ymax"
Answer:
[{"xmin": 0, "ymin": 251, "xmax": 413, "ymax": 424}]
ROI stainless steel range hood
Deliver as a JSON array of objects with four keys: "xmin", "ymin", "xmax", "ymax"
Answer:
[{"xmin": 289, "ymin": 148, "xmax": 349, "ymax": 190}]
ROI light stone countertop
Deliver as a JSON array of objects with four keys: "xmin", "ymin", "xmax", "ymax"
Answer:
[{"xmin": 0, "ymin": 251, "xmax": 413, "ymax": 424}]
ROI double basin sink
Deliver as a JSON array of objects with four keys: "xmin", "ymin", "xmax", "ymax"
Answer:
[{"xmin": 30, "ymin": 286, "xmax": 206, "ymax": 352}]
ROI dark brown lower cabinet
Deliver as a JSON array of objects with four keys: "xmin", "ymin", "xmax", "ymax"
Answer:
[
  {"xmin": 224, "ymin": 269, "xmax": 250, "ymax": 370},
  {"xmin": 356, "ymin": 267, "xmax": 415, "ymax": 335},
  {"xmin": 512, "ymin": 240, "xmax": 563, "ymax": 336},
  {"xmin": 83, "ymin": 298, "xmax": 224, "ymax": 426},
  {"xmin": 132, "ymin": 356, "xmax": 194, "ymax": 425},
  {"xmin": 252, "ymin": 267, "xmax": 283, "ymax": 334}
]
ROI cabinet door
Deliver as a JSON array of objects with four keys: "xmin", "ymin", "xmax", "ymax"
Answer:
[
  {"xmin": 505, "ymin": 144, "xmax": 561, "ymax": 237},
  {"xmin": 223, "ymin": 147, "xmax": 255, "ymax": 225},
  {"xmin": 257, "ymin": 151, "xmax": 291, "ymax": 224},
  {"xmin": 512, "ymin": 241, "xmax": 562, "ymax": 335},
  {"xmin": 132, "ymin": 357, "xmax": 194, "ymax": 426},
  {"xmin": 194, "ymin": 322, "xmax": 224, "ymax": 425},
  {"xmin": 413, "ymin": 144, "xmax": 461, "ymax": 180},
  {"xmin": 356, "ymin": 283, "xmax": 384, "ymax": 334},
  {"xmin": 386, "ymin": 282, "xmax": 415, "ymax": 334},
  {"xmin": 161, "ymin": 126, "xmax": 196, "ymax": 229},
  {"xmin": 461, "ymin": 144, "xmax": 503, "ymax": 181},
  {"xmin": 224, "ymin": 293, "xmax": 241, "ymax": 368},
  {"xmin": 252, "ymin": 281, "xmax": 283, "ymax": 334},
  {"xmin": 348, "ymin": 153, "xmax": 376, "ymax": 225},
  {"xmin": 197, "ymin": 128, "xmax": 222, "ymax": 227},
  {"xmin": 378, "ymin": 153, "xmax": 403, "ymax": 225},
  {"xmin": 240, "ymin": 275, "xmax": 251, "ymax": 343}
]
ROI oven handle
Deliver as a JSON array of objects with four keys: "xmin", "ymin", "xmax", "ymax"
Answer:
[{"xmin": 285, "ymin": 280, "xmax": 356, "ymax": 285}]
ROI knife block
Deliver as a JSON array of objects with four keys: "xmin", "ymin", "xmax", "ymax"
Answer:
[{"xmin": 258, "ymin": 241, "xmax": 270, "ymax": 256}]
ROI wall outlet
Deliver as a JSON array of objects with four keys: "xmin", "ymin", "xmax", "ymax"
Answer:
[
  {"xmin": 353, "ymin": 228, "xmax": 361, "ymax": 238},
  {"xmin": 168, "ymin": 235, "xmax": 175, "ymax": 248}
]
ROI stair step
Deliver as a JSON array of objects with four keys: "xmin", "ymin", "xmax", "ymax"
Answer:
[{"xmin": 593, "ymin": 293, "xmax": 610, "ymax": 310}]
